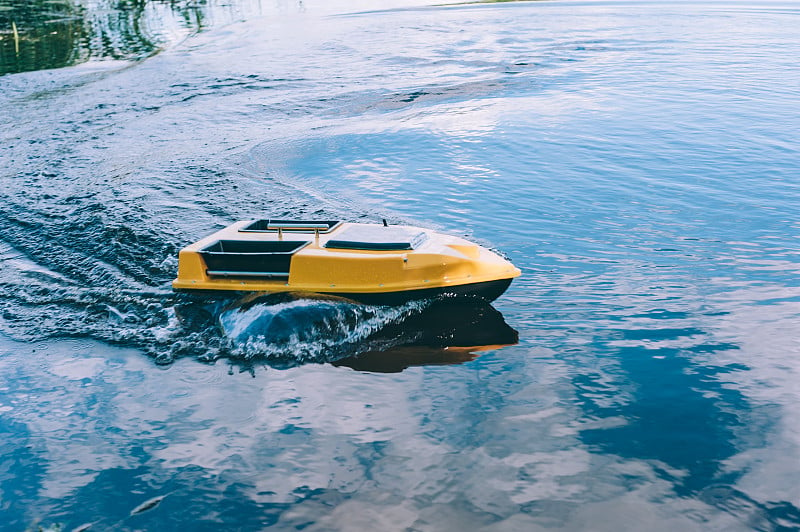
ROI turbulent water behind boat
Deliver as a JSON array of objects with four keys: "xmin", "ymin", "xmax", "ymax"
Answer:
[{"xmin": 1, "ymin": 0, "xmax": 799, "ymax": 529}]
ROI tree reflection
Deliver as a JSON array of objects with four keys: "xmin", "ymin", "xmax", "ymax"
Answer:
[{"xmin": 0, "ymin": 0, "xmax": 211, "ymax": 75}]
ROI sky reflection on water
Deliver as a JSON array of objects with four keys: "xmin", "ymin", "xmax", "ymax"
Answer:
[{"xmin": 1, "ymin": 0, "xmax": 799, "ymax": 530}]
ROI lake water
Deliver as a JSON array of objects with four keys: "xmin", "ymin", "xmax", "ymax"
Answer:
[{"xmin": 1, "ymin": 0, "xmax": 799, "ymax": 529}]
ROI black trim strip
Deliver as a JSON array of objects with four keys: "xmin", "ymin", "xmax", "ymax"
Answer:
[{"xmin": 175, "ymin": 278, "xmax": 514, "ymax": 305}]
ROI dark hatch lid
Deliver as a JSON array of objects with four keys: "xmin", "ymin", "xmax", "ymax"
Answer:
[{"xmin": 325, "ymin": 226, "xmax": 428, "ymax": 251}]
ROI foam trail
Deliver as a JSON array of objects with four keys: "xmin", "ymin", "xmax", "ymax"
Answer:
[{"xmin": 218, "ymin": 293, "xmax": 431, "ymax": 366}]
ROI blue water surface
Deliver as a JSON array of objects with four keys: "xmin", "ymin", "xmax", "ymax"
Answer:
[{"xmin": 1, "ymin": 0, "xmax": 799, "ymax": 530}]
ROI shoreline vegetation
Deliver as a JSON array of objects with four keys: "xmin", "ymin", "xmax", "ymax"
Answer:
[{"xmin": 0, "ymin": 0, "xmax": 209, "ymax": 75}]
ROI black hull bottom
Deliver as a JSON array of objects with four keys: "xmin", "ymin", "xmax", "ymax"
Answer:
[
  {"xmin": 176, "ymin": 278, "xmax": 515, "ymax": 306},
  {"xmin": 331, "ymin": 278, "xmax": 514, "ymax": 305}
]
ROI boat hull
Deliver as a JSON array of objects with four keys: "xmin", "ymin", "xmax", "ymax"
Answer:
[
  {"xmin": 172, "ymin": 220, "xmax": 520, "ymax": 305},
  {"xmin": 328, "ymin": 277, "xmax": 514, "ymax": 305}
]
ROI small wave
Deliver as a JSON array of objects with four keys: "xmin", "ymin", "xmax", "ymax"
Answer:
[
  {"xmin": 218, "ymin": 293, "xmax": 431, "ymax": 366},
  {"xmin": 217, "ymin": 292, "xmax": 518, "ymax": 369}
]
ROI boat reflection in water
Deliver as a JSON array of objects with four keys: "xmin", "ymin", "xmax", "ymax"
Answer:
[
  {"xmin": 217, "ymin": 293, "xmax": 518, "ymax": 371},
  {"xmin": 333, "ymin": 299, "xmax": 519, "ymax": 372}
]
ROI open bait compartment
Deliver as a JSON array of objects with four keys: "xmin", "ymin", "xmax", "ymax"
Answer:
[{"xmin": 200, "ymin": 240, "xmax": 309, "ymax": 277}]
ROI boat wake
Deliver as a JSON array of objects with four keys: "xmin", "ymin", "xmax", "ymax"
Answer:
[
  {"xmin": 218, "ymin": 293, "xmax": 430, "ymax": 366},
  {"xmin": 216, "ymin": 293, "xmax": 518, "ymax": 369}
]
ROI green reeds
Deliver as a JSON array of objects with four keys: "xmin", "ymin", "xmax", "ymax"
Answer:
[{"xmin": 11, "ymin": 20, "xmax": 18, "ymax": 54}]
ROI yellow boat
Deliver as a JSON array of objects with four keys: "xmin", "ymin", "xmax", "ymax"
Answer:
[{"xmin": 172, "ymin": 219, "xmax": 520, "ymax": 304}]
